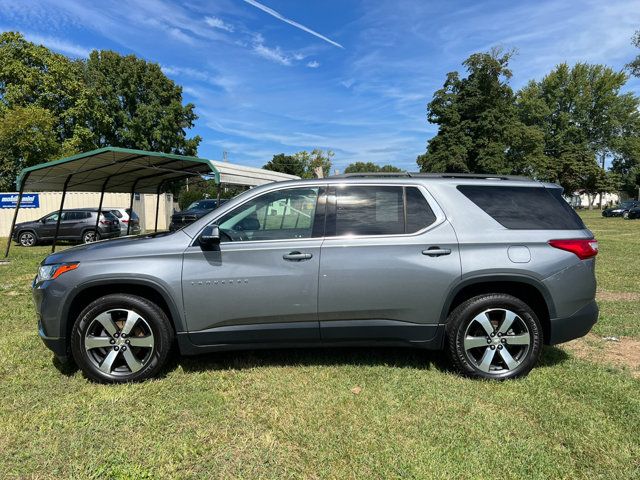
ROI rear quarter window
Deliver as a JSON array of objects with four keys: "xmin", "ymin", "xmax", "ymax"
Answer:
[{"xmin": 457, "ymin": 185, "xmax": 586, "ymax": 230}]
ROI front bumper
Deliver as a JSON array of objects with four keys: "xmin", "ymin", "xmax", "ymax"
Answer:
[
  {"xmin": 38, "ymin": 320, "xmax": 69, "ymax": 361},
  {"xmin": 547, "ymin": 300, "xmax": 598, "ymax": 345}
]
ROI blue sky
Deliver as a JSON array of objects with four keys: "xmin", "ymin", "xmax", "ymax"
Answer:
[{"xmin": 1, "ymin": 0, "xmax": 639, "ymax": 172}]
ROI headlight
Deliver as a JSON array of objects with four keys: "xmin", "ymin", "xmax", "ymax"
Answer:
[{"xmin": 36, "ymin": 263, "xmax": 79, "ymax": 283}]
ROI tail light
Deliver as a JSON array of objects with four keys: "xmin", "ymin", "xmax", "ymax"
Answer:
[
  {"xmin": 121, "ymin": 219, "xmax": 129, "ymax": 223},
  {"xmin": 548, "ymin": 239, "xmax": 598, "ymax": 260},
  {"xmin": 100, "ymin": 219, "xmax": 112, "ymax": 225}
]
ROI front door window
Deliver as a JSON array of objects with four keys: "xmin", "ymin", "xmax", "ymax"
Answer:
[{"xmin": 217, "ymin": 187, "xmax": 320, "ymax": 242}]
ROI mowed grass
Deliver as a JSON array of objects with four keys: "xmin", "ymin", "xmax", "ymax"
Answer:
[{"xmin": 1, "ymin": 212, "xmax": 639, "ymax": 479}]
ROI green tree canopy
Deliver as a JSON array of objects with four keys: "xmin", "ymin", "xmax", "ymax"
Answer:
[
  {"xmin": 628, "ymin": 30, "xmax": 640, "ymax": 78},
  {"xmin": 416, "ymin": 49, "xmax": 540, "ymax": 176},
  {"xmin": 263, "ymin": 149, "xmax": 334, "ymax": 178},
  {"xmin": 263, "ymin": 153, "xmax": 307, "ymax": 177},
  {"xmin": 517, "ymin": 63, "xmax": 640, "ymax": 201},
  {"xmin": 344, "ymin": 162, "xmax": 402, "ymax": 173},
  {"xmin": 0, "ymin": 31, "xmax": 200, "ymax": 190}
]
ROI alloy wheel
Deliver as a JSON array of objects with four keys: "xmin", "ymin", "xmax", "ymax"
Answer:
[
  {"xmin": 19, "ymin": 232, "xmax": 35, "ymax": 246},
  {"xmin": 83, "ymin": 231, "xmax": 97, "ymax": 243},
  {"xmin": 462, "ymin": 308, "xmax": 532, "ymax": 374},
  {"xmin": 84, "ymin": 309, "xmax": 155, "ymax": 376}
]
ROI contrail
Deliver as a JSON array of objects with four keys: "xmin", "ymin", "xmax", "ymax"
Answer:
[{"xmin": 242, "ymin": 0, "xmax": 344, "ymax": 49}]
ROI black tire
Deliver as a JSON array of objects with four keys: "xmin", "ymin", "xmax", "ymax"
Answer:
[
  {"xmin": 82, "ymin": 229, "xmax": 98, "ymax": 243},
  {"xmin": 18, "ymin": 230, "xmax": 37, "ymax": 247},
  {"xmin": 446, "ymin": 294, "xmax": 542, "ymax": 380},
  {"xmin": 71, "ymin": 294, "xmax": 174, "ymax": 383}
]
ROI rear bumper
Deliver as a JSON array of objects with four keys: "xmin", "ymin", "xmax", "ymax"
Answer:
[{"xmin": 547, "ymin": 300, "xmax": 598, "ymax": 345}]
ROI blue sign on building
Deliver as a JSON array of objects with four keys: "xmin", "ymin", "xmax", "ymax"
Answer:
[{"xmin": 0, "ymin": 193, "xmax": 40, "ymax": 209}]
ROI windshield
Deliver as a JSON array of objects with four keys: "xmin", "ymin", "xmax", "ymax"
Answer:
[
  {"xmin": 619, "ymin": 201, "xmax": 635, "ymax": 208},
  {"xmin": 187, "ymin": 200, "xmax": 217, "ymax": 211}
]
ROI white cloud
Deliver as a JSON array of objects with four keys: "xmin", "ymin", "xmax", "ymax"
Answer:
[
  {"xmin": 160, "ymin": 65, "xmax": 238, "ymax": 92},
  {"xmin": 167, "ymin": 27, "xmax": 194, "ymax": 44},
  {"xmin": 242, "ymin": 0, "xmax": 344, "ymax": 49},
  {"xmin": 253, "ymin": 43, "xmax": 291, "ymax": 65},
  {"xmin": 204, "ymin": 16, "xmax": 234, "ymax": 33},
  {"xmin": 306, "ymin": 60, "xmax": 320, "ymax": 68},
  {"xmin": 21, "ymin": 32, "xmax": 92, "ymax": 57}
]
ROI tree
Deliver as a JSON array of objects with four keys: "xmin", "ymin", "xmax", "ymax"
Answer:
[
  {"xmin": 628, "ymin": 30, "xmax": 640, "ymax": 78},
  {"xmin": 517, "ymin": 63, "xmax": 640, "ymax": 204},
  {"xmin": 0, "ymin": 106, "xmax": 61, "ymax": 190},
  {"xmin": 0, "ymin": 32, "xmax": 201, "ymax": 189},
  {"xmin": 344, "ymin": 162, "xmax": 402, "ymax": 173},
  {"xmin": 84, "ymin": 50, "xmax": 200, "ymax": 155},
  {"xmin": 264, "ymin": 149, "xmax": 334, "ymax": 178},
  {"xmin": 417, "ymin": 49, "xmax": 539, "ymax": 175},
  {"xmin": 295, "ymin": 149, "xmax": 334, "ymax": 178},
  {"xmin": 263, "ymin": 153, "xmax": 307, "ymax": 177}
]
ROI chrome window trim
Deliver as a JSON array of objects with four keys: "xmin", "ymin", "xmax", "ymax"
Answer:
[{"xmin": 190, "ymin": 181, "xmax": 446, "ymax": 246}]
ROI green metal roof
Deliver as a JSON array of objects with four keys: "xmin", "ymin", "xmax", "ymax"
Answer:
[{"xmin": 16, "ymin": 147, "xmax": 221, "ymax": 194}]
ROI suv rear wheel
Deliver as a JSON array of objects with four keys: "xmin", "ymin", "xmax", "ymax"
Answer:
[
  {"xmin": 71, "ymin": 294, "xmax": 173, "ymax": 383},
  {"xmin": 82, "ymin": 230, "xmax": 97, "ymax": 243},
  {"xmin": 446, "ymin": 294, "xmax": 542, "ymax": 380}
]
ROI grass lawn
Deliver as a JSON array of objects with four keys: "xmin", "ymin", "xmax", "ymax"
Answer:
[{"xmin": 1, "ymin": 210, "xmax": 639, "ymax": 479}]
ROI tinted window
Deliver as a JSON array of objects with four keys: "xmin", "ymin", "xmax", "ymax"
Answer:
[
  {"xmin": 187, "ymin": 200, "xmax": 217, "ymax": 211},
  {"xmin": 62, "ymin": 211, "xmax": 86, "ymax": 220},
  {"xmin": 43, "ymin": 213, "xmax": 59, "ymax": 223},
  {"xmin": 110, "ymin": 210, "xmax": 123, "ymax": 218},
  {"xmin": 335, "ymin": 186, "xmax": 404, "ymax": 236},
  {"xmin": 331, "ymin": 186, "xmax": 437, "ymax": 236},
  {"xmin": 457, "ymin": 185, "xmax": 586, "ymax": 230},
  {"xmin": 406, "ymin": 187, "xmax": 437, "ymax": 233},
  {"xmin": 217, "ymin": 188, "xmax": 319, "ymax": 242}
]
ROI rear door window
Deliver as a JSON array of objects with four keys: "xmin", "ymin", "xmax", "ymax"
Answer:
[
  {"xmin": 330, "ymin": 186, "xmax": 437, "ymax": 236},
  {"xmin": 457, "ymin": 185, "xmax": 586, "ymax": 230}
]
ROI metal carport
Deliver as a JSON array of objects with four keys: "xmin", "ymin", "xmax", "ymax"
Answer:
[{"xmin": 4, "ymin": 147, "xmax": 298, "ymax": 257}]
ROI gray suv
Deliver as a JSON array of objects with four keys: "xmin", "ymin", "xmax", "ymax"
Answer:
[
  {"xmin": 33, "ymin": 175, "xmax": 598, "ymax": 383},
  {"xmin": 13, "ymin": 208, "xmax": 121, "ymax": 246}
]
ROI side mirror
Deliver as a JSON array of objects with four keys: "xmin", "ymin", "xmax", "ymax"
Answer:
[{"xmin": 199, "ymin": 224, "xmax": 220, "ymax": 249}]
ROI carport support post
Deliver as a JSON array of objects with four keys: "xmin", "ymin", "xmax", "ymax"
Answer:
[
  {"xmin": 126, "ymin": 179, "xmax": 140, "ymax": 236},
  {"xmin": 3, "ymin": 171, "xmax": 30, "ymax": 258},
  {"xmin": 154, "ymin": 181, "xmax": 164, "ymax": 233},
  {"xmin": 52, "ymin": 175, "xmax": 72, "ymax": 253},
  {"xmin": 94, "ymin": 178, "xmax": 109, "ymax": 239}
]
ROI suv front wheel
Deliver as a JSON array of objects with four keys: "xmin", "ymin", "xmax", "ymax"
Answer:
[
  {"xmin": 446, "ymin": 294, "xmax": 542, "ymax": 380},
  {"xmin": 71, "ymin": 294, "xmax": 173, "ymax": 383}
]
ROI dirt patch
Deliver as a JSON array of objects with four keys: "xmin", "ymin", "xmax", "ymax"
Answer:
[
  {"xmin": 562, "ymin": 334, "xmax": 640, "ymax": 378},
  {"xmin": 596, "ymin": 291, "xmax": 640, "ymax": 302}
]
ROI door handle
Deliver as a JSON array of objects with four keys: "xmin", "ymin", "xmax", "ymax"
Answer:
[
  {"xmin": 283, "ymin": 251, "xmax": 313, "ymax": 261},
  {"xmin": 422, "ymin": 247, "xmax": 452, "ymax": 257}
]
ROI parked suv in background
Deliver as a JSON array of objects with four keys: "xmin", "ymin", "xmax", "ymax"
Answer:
[
  {"xmin": 626, "ymin": 205, "xmax": 640, "ymax": 220},
  {"xmin": 602, "ymin": 200, "xmax": 640, "ymax": 218},
  {"xmin": 106, "ymin": 208, "xmax": 141, "ymax": 235},
  {"xmin": 169, "ymin": 199, "xmax": 226, "ymax": 231},
  {"xmin": 33, "ymin": 174, "xmax": 598, "ymax": 383},
  {"xmin": 13, "ymin": 208, "xmax": 120, "ymax": 246}
]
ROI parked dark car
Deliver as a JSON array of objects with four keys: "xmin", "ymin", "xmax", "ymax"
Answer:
[
  {"xmin": 169, "ymin": 199, "xmax": 226, "ymax": 231},
  {"xmin": 626, "ymin": 206, "xmax": 640, "ymax": 219},
  {"xmin": 602, "ymin": 200, "xmax": 640, "ymax": 218},
  {"xmin": 12, "ymin": 208, "xmax": 120, "ymax": 246}
]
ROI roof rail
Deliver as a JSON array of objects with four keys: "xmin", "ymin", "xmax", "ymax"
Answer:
[{"xmin": 334, "ymin": 172, "xmax": 531, "ymax": 181}]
